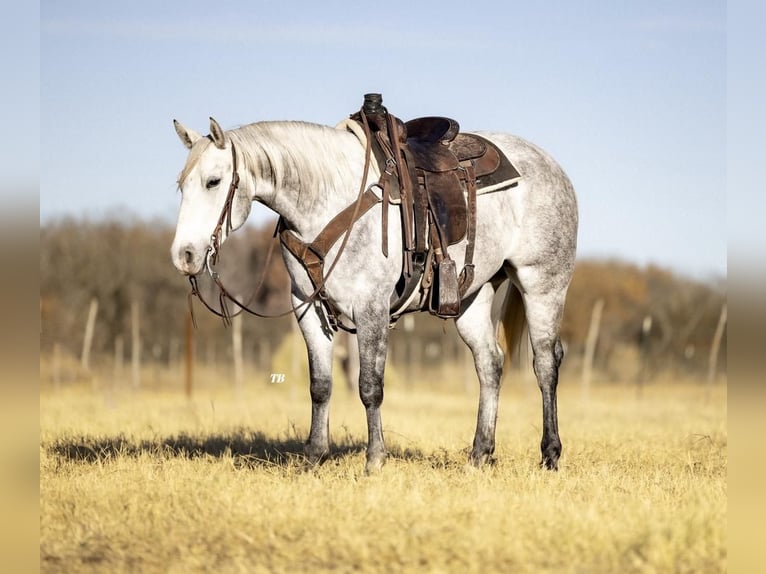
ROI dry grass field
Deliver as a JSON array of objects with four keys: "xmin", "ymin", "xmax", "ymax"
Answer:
[{"xmin": 40, "ymin": 371, "xmax": 726, "ymax": 573}]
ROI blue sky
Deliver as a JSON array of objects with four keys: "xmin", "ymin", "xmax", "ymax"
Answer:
[{"xmin": 40, "ymin": 1, "xmax": 726, "ymax": 279}]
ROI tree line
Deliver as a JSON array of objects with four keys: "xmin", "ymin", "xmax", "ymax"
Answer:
[{"xmin": 40, "ymin": 216, "xmax": 726, "ymax": 382}]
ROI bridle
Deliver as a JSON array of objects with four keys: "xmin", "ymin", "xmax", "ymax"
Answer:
[
  {"xmin": 205, "ymin": 142, "xmax": 240, "ymax": 278},
  {"xmin": 187, "ymin": 112, "xmax": 374, "ymax": 331}
]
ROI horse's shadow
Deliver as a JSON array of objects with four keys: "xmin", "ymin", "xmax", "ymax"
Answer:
[{"xmin": 46, "ymin": 429, "xmax": 445, "ymax": 470}]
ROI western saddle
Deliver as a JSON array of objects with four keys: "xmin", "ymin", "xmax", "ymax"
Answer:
[{"xmin": 279, "ymin": 93, "xmax": 519, "ymax": 331}]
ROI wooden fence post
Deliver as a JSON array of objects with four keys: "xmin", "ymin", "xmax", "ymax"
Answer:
[
  {"xmin": 638, "ymin": 315, "xmax": 653, "ymax": 392},
  {"xmin": 232, "ymin": 313, "xmax": 244, "ymax": 394},
  {"xmin": 81, "ymin": 298, "xmax": 98, "ymax": 372},
  {"xmin": 403, "ymin": 315, "xmax": 416, "ymax": 386},
  {"xmin": 259, "ymin": 337, "xmax": 271, "ymax": 379},
  {"xmin": 185, "ymin": 310, "xmax": 194, "ymax": 398},
  {"xmin": 114, "ymin": 335, "xmax": 124, "ymax": 387},
  {"xmin": 707, "ymin": 303, "xmax": 727, "ymax": 385},
  {"xmin": 582, "ymin": 298, "xmax": 604, "ymax": 399},
  {"xmin": 52, "ymin": 342, "xmax": 62, "ymax": 389},
  {"xmin": 131, "ymin": 300, "xmax": 141, "ymax": 389}
]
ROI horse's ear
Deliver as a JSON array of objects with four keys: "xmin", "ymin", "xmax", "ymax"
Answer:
[
  {"xmin": 209, "ymin": 117, "xmax": 227, "ymax": 150},
  {"xmin": 173, "ymin": 119, "xmax": 201, "ymax": 149}
]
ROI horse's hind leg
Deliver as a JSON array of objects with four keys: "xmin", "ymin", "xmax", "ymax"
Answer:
[
  {"xmin": 518, "ymin": 270, "xmax": 568, "ymax": 470},
  {"xmin": 455, "ymin": 282, "xmax": 505, "ymax": 467},
  {"xmin": 293, "ymin": 296, "xmax": 335, "ymax": 465}
]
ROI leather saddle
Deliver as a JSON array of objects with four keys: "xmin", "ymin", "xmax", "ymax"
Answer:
[
  {"xmin": 379, "ymin": 115, "xmax": 517, "ymax": 245},
  {"xmin": 351, "ymin": 95, "xmax": 520, "ymax": 317}
]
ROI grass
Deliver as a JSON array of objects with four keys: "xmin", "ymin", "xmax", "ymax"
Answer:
[{"xmin": 40, "ymin": 373, "xmax": 726, "ymax": 573}]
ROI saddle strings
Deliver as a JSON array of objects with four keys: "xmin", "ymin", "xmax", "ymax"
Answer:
[{"xmin": 188, "ymin": 111, "xmax": 374, "ymax": 327}]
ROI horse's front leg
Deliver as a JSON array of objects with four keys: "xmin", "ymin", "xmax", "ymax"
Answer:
[
  {"xmin": 354, "ymin": 304, "xmax": 390, "ymax": 474},
  {"xmin": 293, "ymin": 296, "xmax": 335, "ymax": 465}
]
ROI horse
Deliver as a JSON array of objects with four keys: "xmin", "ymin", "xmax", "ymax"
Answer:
[{"xmin": 170, "ymin": 113, "xmax": 578, "ymax": 473}]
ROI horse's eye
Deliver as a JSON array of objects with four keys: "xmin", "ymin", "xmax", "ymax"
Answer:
[{"xmin": 206, "ymin": 177, "xmax": 221, "ymax": 190}]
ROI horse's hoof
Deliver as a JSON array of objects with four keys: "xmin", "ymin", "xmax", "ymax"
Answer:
[
  {"xmin": 364, "ymin": 453, "xmax": 386, "ymax": 475},
  {"xmin": 304, "ymin": 445, "xmax": 328, "ymax": 468},
  {"xmin": 540, "ymin": 454, "xmax": 560, "ymax": 471},
  {"xmin": 540, "ymin": 440, "xmax": 561, "ymax": 470},
  {"xmin": 468, "ymin": 452, "xmax": 495, "ymax": 468}
]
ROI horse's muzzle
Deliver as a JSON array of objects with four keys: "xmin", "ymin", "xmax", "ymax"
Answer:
[{"xmin": 172, "ymin": 244, "xmax": 204, "ymax": 276}]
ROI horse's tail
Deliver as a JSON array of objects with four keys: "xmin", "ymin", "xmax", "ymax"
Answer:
[{"xmin": 499, "ymin": 282, "xmax": 527, "ymax": 373}]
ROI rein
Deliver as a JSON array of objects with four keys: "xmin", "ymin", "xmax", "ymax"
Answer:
[{"xmin": 187, "ymin": 112, "xmax": 375, "ymax": 330}]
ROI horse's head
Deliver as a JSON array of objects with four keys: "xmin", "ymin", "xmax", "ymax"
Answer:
[{"xmin": 170, "ymin": 117, "xmax": 251, "ymax": 275}]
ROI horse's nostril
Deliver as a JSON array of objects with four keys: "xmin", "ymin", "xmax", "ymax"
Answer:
[{"xmin": 184, "ymin": 249, "xmax": 194, "ymax": 265}]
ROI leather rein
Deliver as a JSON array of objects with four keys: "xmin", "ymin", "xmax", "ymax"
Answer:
[{"xmin": 187, "ymin": 113, "xmax": 375, "ymax": 331}]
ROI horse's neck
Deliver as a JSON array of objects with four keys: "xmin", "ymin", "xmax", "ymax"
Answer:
[{"xmin": 243, "ymin": 123, "xmax": 364, "ymax": 241}]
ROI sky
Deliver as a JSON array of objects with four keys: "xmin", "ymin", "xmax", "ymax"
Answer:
[{"xmin": 40, "ymin": 0, "xmax": 727, "ymax": 279}]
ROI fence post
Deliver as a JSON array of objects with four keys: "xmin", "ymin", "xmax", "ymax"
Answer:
[
  {"xmin": 232, "ymin": 313, "xmax": 244, "ymax": 394},
  {"xmin": 53, "ymin": 342, "xmax": 62, "ymax": 389},
  {"xmin": 707, "ymin": 303, "xmax": 727, "ymax": 385},
  {"xmin": 114, "ymin": 335, "xmax": 124, "ymax": 387},
  {"xmin": 637, "ymin": 315, "xmax": 653, "ymax": 393},
  {"xmin": 185, "ymin": 310, "xmax": 194, "ymax": 398},
  {"xmin": 131, "ymin": 300, "xmax": 141, "ymax": 389},
  {"xmin": 403, "ymin": 315, "xmax": 416, "ymax": 386},
  {"xmin": 81, "ymin": 298, "xmax": 99, "ymax": 372},
  {"xmin": 582, "ymin": 298, "xmax": 604, "ymax": 399},
  {"xmin": 259, "ymin": 337, "xmax": 271, "ymax": 380}
]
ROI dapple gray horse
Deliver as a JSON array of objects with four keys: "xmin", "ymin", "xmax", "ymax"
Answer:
[{"xmin": 171, "ymin": 116, "xmax": 577, "ymax": 473}]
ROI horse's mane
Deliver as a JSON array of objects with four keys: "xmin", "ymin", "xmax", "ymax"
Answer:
[
  {"xmin": 177, "ymin": 121, "xmax": 360, "ymax": 209},
  {"xmin": 245, "ymin": 122, "xmax": 368, "ymax": 211}
]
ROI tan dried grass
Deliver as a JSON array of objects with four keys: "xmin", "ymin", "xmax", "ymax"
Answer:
[{"xmin": 41, "ymin": 378, "xmax": 726, "ymax": 573}]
